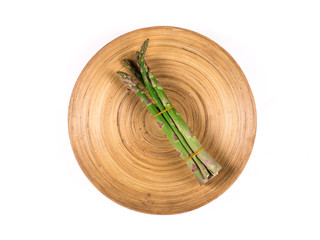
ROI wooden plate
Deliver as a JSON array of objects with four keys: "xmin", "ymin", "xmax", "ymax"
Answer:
[{"xmin": 68, "ymin": 26, "xmax": 256, "ymax": 214}]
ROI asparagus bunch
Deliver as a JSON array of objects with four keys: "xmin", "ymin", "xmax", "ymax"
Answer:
[
  {"xmin": 117, "ymin": 39, "xmax": 221, "ymax": 185},
  {"xmin": 117, "ymin": 72, "xmax": 206, "ymax": 184}
]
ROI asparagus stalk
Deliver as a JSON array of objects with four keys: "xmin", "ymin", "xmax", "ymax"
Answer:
[
  {"xmin": 137, "ymin": 39, "xmax": 211, "ymax": 179},
  {"xmin": 145, "ymin": 52, "xmax": 222, "ymax": 177},
  {"xmin": 117, "ymin": 71, "xmax": 208, "ymax": 185}
]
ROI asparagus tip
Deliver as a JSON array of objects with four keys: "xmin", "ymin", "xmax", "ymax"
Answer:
[
  {"xmin": 144, "ymin": 38, "xmax": 149, "ymax": 46},
  {"xmin": 117, "ymin": 71, "xmax": 126, "ymax": 77},
  {"xmin": 139, "ymin": 38, "xmax": 149, "ymax": 59},
  {"xmin": 117, "ymin": 71, "xmax": 132, "ymax": 81},
  {"xmin": 122, "ymin": 59, "xmax": 132, "ymax": 66}
]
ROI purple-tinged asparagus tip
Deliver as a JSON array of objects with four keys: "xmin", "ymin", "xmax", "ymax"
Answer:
[
  {"xmin": 117, "ymin": 71, "xmax": 134, "ymax": 86},
  {"xmin": 117, "ymin": 71, "xmax": 130, "ymax": 80},
  {"xmin": 122, "ymin": 59, "xmax": 132, "ymax": 70}
]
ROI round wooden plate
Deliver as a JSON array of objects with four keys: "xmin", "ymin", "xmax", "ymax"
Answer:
[{"xmin": 68, "ymin": 26, "xmax": 256, "ymax": 214}]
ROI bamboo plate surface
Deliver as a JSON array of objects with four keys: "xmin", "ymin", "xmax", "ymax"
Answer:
[{"xmin": 68, "ymin": 26, "xmax": 256, "ymax": 214}]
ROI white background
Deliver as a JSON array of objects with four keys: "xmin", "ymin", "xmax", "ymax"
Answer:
[{"xmin": 1, "ymin": 0, "xmax": 319, "ymax": 239}]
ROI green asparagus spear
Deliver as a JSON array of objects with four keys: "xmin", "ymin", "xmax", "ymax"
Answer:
[
  {"xmin": 137, "ymin": 39, "xmax": 211, "ymax": 179},
  {"xmin": 117, "ymin": 71, "xmax": 208, "ymax": 185}
]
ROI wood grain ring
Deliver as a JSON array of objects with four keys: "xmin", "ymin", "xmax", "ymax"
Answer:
[{"xmin": 68, "ymin": 26, "xmax": 257, "ymax": 214}]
